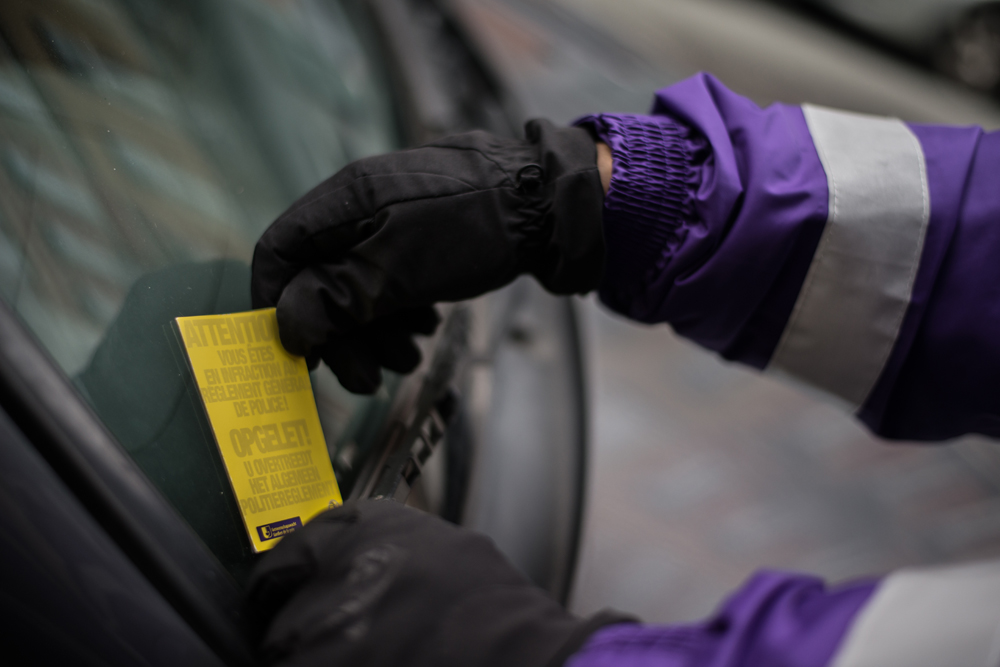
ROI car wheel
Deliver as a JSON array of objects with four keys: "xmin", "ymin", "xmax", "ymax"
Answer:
[{"xmin": 404, "ymin": 278, "xmax": 588, "ymax": 604}]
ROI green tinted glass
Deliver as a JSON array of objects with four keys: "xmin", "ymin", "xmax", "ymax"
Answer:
[{"xmin": 0, "ymin": 0, "xmax": 400, "ymax": 584}]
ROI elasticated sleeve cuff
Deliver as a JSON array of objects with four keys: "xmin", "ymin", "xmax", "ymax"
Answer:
[{"xmin": 573, "ymin": 113, "xmax": 696, "ymax": 317}]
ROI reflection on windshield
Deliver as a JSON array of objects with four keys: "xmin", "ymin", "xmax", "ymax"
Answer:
[{"xmin": 0, "ymin": 0, "xmax": 400, "ymax": 583}]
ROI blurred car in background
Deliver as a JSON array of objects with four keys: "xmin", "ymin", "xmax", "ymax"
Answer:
[
  {"xmin": 796, "ymin": 0, "xmax": 1000, "ymax": 91},
  {"xmin": 0, "ymin": 0, "xmax": 590, "ymax": 663}
]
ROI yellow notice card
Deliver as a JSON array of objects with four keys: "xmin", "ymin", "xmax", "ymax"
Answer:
[{"xmin": 175, "ymin": 308, "xmax": 342, "ymax": 553}]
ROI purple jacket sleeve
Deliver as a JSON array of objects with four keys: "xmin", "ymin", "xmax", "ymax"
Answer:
[
  {"xmin": 567, "ymin": 561, "xmax": 1000, "ymax": 667},
  {"xmin": 569, "ymin": 571, "xmax": 876, "ymax": 667},
  {"xmin": 575, "ymin": 73, "xmax": 999, "ymax": 441}
]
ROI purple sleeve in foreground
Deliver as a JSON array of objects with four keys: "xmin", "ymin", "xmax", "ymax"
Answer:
[{"xmin": 567, "ymin": 571, "xmax": 877, "ymax": 667}]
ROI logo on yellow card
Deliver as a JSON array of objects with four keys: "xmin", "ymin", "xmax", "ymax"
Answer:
[{"xmin": 257, "ymin": 517, "xmax": 303, "ymax": 542}]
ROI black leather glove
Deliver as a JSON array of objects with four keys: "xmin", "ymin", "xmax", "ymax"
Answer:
[
  {"xmin": 245, "ymin": 500, "xmax": 634, "ymax": 667},
  {"xmin": 251, "ymin": 120, "xmax": 605, "ymax": 393}
]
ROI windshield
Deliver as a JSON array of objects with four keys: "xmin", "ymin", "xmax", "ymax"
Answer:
[{"xmin": 0, "ymin": 0, "xmax": 400, "ymax": 583}]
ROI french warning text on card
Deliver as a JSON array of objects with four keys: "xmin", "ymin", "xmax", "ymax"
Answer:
[
  {"xmin": 182, "ymin": 313, "xmax": 277, "ymax": 347},
  {"xmin": 176, "ymin": 308, "xmax": 342, "ymax": 553},
  {"xmin": 233, "ymin": 396, "xmax": 288, "ymax": 416}
]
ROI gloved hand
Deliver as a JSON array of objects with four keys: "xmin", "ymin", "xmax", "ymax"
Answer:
[
  {"xmin": 251, "ymin": 120, "xmax": 605, "ymax": 393},
  {"xmin": 245, "ymin": 500, "xmax": 634, "ymax": 667}
]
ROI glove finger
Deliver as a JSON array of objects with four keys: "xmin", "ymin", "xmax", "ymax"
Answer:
[
  {"xmin": 361, "ymin": 306, "xmax": 440, "ymax": 374},
  {"xmin": 251, "ymin": 222, "xmax": 366, "ymax": 310},
  {"xmin": 246, "ymin": 503, "xmax": 362, "ymax": 625},
  {"xmin": 320, "ymin": 335, "xmax": 383, "ymax": 394},
  {"xmin": 275, "ymin": 262, "xmax": 383, "ymax": 357},
  {"xmin": 362, "ymin": 306, "xmax": 439, "ymax": 374},
  {"xmin": 370, "ymin": 331, "xmax": 423, "ymax": 374},
  {"xmin": 251, "ymin": 161, "xmax": 387, "ymax": 309},
  {"xmin": 375, "ymin": 305, "xmax": 441, "ymax": 337},
  {"xmin": 305, "ymin": 352, "xmax": 321, "ymax": 371}
]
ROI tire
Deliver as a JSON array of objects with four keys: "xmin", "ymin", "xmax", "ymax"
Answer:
[{"xmin": 407, "ymin": 278, "xmax": 588, "ymax": 604}]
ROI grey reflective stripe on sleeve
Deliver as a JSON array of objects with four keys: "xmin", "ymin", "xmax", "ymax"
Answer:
[
  {"xmin": 767, "ymin": 105, "xmax": 929, "ymax": 410},
  {"xmin": 830, "ymin": 560, "xmax": 1000, "ymax": 667}
]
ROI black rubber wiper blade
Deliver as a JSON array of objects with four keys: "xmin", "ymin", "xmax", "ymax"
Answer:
[{"xmin": 355, "ymin": 305, "xmax": 469, "ymax": 503}]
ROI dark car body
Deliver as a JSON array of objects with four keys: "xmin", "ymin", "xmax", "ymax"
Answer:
[{"xmin": 0, "ymin": 0, "xmax": 589, "ymax": 663}]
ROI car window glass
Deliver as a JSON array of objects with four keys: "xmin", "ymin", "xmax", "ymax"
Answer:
[{"xmin": 0, "ymin": 0, "xmax": 400, "ymax": 584}]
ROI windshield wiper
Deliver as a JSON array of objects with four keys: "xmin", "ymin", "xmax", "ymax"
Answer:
[{"xmin": 352, "ymin": 305, "xmax": 469, "ymax": 503}]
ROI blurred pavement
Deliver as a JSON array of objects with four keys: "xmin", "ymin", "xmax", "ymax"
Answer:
[
  {"xmin": 458, "ymin": 0, "xmax": 1000, "ymax": 623},
  {"xmin": 575, "ymin": 302, "xmax": 1000, "ymax": 622}
]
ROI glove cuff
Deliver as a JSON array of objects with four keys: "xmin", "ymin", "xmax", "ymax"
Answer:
[
  {"xmin": 524, "ymin": 119, "xmax": 607, "ymax": 295},
  {"xmin": 424, "ymin": 584, "xmax": 639, "ymax": 667},
  {"xmin": 546, "ymin": 609, "xmax": 640, "ymax": 667}
]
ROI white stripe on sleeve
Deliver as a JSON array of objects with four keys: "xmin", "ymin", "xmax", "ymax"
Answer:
[
  {"xmin": 767, "ymin": 105, "xmax": 929, "ymax": 410},
  {"xmin": 830, "ymin": 560, "xmax": 1000, "ymax": 667}
]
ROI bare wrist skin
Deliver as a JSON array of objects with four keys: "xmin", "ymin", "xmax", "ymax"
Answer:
[{"xmin": 596, "ymin": 141, "xmax": 612, "ymax": 195}]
